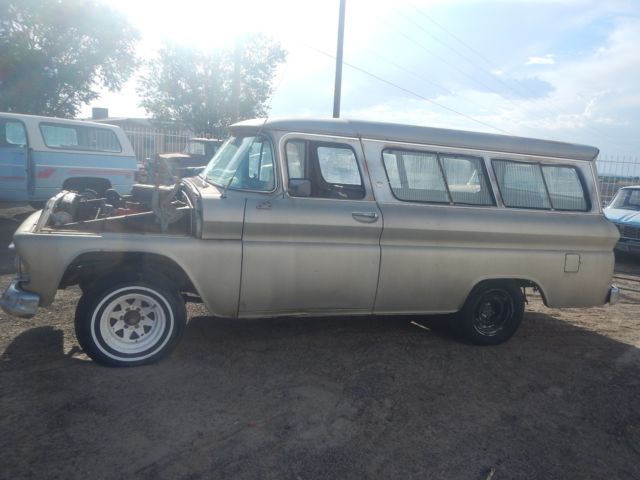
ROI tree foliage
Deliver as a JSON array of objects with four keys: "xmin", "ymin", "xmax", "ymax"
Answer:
[
  {"xmin": 0, "ymin": 0, "xmax": 138, "ymax": 118},
  {"xmin": 138, "ymin": 35, "xmax": 286, "ymax": 137}
]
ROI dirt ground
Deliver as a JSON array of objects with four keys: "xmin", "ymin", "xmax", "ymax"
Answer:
[{"xmin": 1, "ymin": 206, "xmax": 639, "ymax": 480}]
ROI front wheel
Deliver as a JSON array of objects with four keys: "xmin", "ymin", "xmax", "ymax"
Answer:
[
  {"xmin": 75, "ymin": 272, "xmax": 186, "ymax": 367},
  {"xmin": 457, "ymin": 281, "xmax": 524, "ymax": 345}
]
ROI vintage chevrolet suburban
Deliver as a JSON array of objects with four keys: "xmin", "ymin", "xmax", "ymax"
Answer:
[{"xmin": 1, "ymin": 118, "xmax": 620, "ymax": 366}]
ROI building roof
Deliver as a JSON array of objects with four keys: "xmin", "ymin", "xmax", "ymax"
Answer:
[{"xmin": 231, "ymin": 117, "xmax": 599, "ymax": 161}]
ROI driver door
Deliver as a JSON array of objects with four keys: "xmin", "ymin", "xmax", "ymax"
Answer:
[{"xmin": 240, "ymin": 135, "xmax": 382, "ymax": 316}]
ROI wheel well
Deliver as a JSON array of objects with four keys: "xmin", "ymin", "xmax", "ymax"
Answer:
[
  {"xmin": 467, "ymin": 278, "xmax": 548, "ymax": 306},
  {"xmin": 62, "ymin": 177, "xmax": 112, "ymax": 194},
  {"xmin": 59, "ymin": 252, "xmax": 197, "ymax": 294}
]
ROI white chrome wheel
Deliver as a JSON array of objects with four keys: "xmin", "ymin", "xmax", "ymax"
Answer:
[{"xmin": 91, "ymin": 286, "xmax": 175, "ymax": 362}]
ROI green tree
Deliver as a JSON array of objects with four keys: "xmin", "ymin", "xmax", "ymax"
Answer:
[
  {"xmin": 138, "ymin": 35, "xmax": 286, "ymax": 137},
  {"xmin": 0, "ymin": 0, "xmax": 138, "ymax": 118}
]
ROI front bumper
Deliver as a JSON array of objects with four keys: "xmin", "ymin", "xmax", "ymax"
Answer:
[
  {"xmin": 0, "ymin": 280, "xmax": 40, "ymax": 318},
  {"xmin": 608, "ymin": 285, "xmax": 620, "ymax": 305}
]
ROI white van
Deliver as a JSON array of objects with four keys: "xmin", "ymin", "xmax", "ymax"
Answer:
[{"xmin": 0, "ymin": 112, "xmax": 136, "ymax": 203}]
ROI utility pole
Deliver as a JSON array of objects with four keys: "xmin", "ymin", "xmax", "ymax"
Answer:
[
  {"xmin": 332, "ymin": 0, "xmax": 346, "ymax": 118},
  {"xmin": 231, "ymin": 40, "xmax": 241, "ymax": 123}
]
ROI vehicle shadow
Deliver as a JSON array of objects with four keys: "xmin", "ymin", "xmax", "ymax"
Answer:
[{"xmin": 1, "ymin": 310, "xmax": 639, "ymax": 480}]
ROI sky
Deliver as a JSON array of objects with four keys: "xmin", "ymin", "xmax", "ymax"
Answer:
[{"xmin": 82, "ymin": 0, "xmax": 640, "ymax": 159}]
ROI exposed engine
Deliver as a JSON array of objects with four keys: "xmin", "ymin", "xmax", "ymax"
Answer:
[{"xmin": 44, "ymin": 182, "xmax": 197, "ymax": 235}]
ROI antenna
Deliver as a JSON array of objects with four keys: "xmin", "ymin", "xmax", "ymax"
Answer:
[{"xmin": 333, "ymin": 0, "xmax": 346, "ymax": 118}]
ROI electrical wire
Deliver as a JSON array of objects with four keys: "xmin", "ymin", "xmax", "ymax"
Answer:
[{"xmin": 302, "ymin": 42, "xmax": 512, "ymax": 135}]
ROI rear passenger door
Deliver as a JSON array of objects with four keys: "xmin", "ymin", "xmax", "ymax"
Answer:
[
  {"xmin": 365, "ymin": 145, "xmax": 498, "ymax": 314},
  {"xmin": 240, "ymin": 135, "xmax": 382, "ymax": 316}
]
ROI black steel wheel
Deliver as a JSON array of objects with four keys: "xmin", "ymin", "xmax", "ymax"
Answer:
[{"xmin": 458, "ymin": 281, "xmax": 524, "ymax": 345}]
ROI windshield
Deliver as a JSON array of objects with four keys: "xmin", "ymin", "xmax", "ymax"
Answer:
[
  {"xmin": 201, "ymin": 135, "xmax": 275, "ymax": 192},
  {"xmin": 183, "ymin": 141, "xmax": 206, "ymax": 155},
  {"xmin": 611, "ymin": 188, "xmax": 640, "ymax": 211}
]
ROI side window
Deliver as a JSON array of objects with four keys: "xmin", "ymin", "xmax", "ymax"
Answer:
[
  {"xmin": 40, "ymin": 123, "xmax": 122, "ymax": 152},
  {"xmin": 286, "ymin": 140, "xmax": 307, "ymax": 179},
  {"xmin": 317, "ymin": 146, "xmax": 362, "ymax": 186},
  {"xmin": 285, "ymin": 139, "xmax": 365, "ymax": 199},
  {"xmin": 0, "ymin": 120, "xmax": 27, "ymax": 146},
  {"xmin": 247, "ymin": 140, "xmax": 274, "ymax": 185},
  {"xmin": 440, "ymin": 154, "xmax": 494, "ymax": 205},
  {"xmin": 541, "ymin": 165, "xmax": 588, "ymax": 211},
  {"xmin": 383, "ymin": 150, "xmax": 448, "ymax": 203},
  {"xmin": 492, "ymin": 160, "xmax": 551, "ymax": 209},
  {"xmin": 382, "ymin": 149, "xmax": 494, "ymax": 206}
]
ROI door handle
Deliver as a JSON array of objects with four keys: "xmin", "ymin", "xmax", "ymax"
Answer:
[{"xmin": 352, "ymin": 211, "xmax": 379, "ymax": 223}]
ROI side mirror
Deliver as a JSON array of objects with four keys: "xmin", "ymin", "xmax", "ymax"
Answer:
[{"xmin": 288, "ymin": 178, "xmax": 311, "ymax": 197}]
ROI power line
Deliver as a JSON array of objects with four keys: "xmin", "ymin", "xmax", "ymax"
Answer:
[
  {"xmin": 350, "ymin": 40, "xmax": 502, "ymax": 117},
  {"xmin": 401, "ymin": 2, "xmax": 630, "ymax": 148},
  {"xmin": 302, "ymin": 43, "xmax": 512, "ymax": 135}
]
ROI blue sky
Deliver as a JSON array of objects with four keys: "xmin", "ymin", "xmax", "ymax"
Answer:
[{"xmin": 85, "ymin": 0, "xmax": 640, "ymax": 157}]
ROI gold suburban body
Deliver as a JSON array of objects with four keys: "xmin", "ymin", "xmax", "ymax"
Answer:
[{"xmin": 4, "ymin": 118, "xmax": 619, "ymax": 321}]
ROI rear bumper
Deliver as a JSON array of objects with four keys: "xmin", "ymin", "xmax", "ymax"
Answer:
[
  {"xmin": 0, "ymin": 279, "xmax": 40, "ymax": 318},
  {"xmin": 607, "ymin": 285, "xmax": 620, "ymax": 305}
]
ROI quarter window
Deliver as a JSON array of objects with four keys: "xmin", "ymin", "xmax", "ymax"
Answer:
[
  {"xmin": 492, "ymin": 159, "xmax": 588, "ymax": 211},
  {"xmin": 541, "ymin": 165, "xmax": 587, "ymax": 211},
  {"xmin": 382, "ymin": 149, "xmax": 494, "ymax": 206},
  {"xmin": 40, "ymin": 123, "xmax": 122, "ymax": 152}
]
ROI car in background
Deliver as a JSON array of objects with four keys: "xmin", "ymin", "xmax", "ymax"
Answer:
[
  {"xmin": 157, "ymin": 137, "xmax": 223, "ymax": 178},
  {"xmin": 0, "ymin": 112, "xmax": 136, "ymax": 205},
  {"xmin": 604, "ymin": 186, "xmax": 640, "ymax": 253}
]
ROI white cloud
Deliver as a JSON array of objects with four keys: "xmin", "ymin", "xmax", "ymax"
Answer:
[{"xmin": 526, "ymin": 55, "xmax": 556, "ymax": 65}]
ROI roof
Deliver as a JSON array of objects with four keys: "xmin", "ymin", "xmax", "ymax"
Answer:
[
  {"xmin": 0, "ymin": 111, "xmax": 121, "ymax": 129},
  {"xmin": 231, "ymin": 117, "xmax": 599, "ymax": 162}
]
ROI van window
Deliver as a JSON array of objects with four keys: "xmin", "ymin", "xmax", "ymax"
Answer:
[
  {"xmin": 440, "ymin": 154, "xmax": 494, "ymax": 205},
  {"xmin": 382, "ymin": 149, "xmax": 494, "ymax": 205},
  {"xmin": 492, "ymin": 160, "xmax": 588, "ymax": 211},
  {"xmin": 383, "ymin": 150, "xmax": 448, "ymax": 203},
  {"xmin": 285, "ymin": 140, "xmax": 365, "ymax": 199},
  {"xmin": 541, "ymin": 165, "xmax": 588, "ymax": 211},
  {"xmin": 1, "ymin": 120, "xmax": 27, "ymax": 146},
  {"xmin": 317, "ymin": 146, "xmax": 361, "ymax": 185},
  {"xmin": 40, "ymin": 123, "xmax": 122, "ymax": 153},
  {"xmin": 286, "ymin": 140, "xmax": 307, "ymax": 179}
]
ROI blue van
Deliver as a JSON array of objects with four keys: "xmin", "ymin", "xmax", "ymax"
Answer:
[{"xmin": 0, "ymin": 113, "xmax": 137, "ymax": 203}]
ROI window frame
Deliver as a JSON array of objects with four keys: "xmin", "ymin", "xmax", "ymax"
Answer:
[
  {"xmin": 283, "ymin": 137, "xmax": 367, "ymax": 200},
  {"xmin": 0, "ymin": 117, "xmax": 29, "ymax": 147},
  {"xmin": 38, "ymin": 122, "xmax": 123, "ymax": 153},
  {"xmin": 381, "ymin": 147, "xmax": 496, "ymax": 207},
  {"xmin": 491, "ymin": 158, "xmax": 590, "ymax": 212}
]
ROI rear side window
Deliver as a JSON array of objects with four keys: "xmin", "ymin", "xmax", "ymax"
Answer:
[
  {"xmin": 40, "ymin": 123, "xmax": 122, "ymax": 152},
  {"xmin": 492, "ymin": 160, "xmax": 551, "ymax": 209},
  {"xmin": 382, "ymin": 149, "xmax": 494, "ymax": 206},
  {"xmin": 541, "ymin": 165, "xmax": 587, "ymax": 211},
  {"xmin": 492, "ymin": 159, "xmax": 588, "ymax": 211}
]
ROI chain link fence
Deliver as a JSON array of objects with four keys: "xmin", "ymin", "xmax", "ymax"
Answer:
[{"xmin": 596, "ymin": 155, "xmax": 640, "ymax": 204}]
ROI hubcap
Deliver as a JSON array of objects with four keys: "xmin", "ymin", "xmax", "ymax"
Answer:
[
  {"xmin": 472, "ymin": 289, "xmax": 514, "ymax": 337},
  {"xmin": 98, "ymin": 291, "xmax": 168, "ymax": 354}
]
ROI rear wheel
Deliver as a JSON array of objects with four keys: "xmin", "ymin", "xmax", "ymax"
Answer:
[
  {"xmin": 75, "ymin": 271, "xmax": 186, "ymax": 367},
  {"xmin": 458, "ymin": 281, "xmax": 524, "ymax": 345}
]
